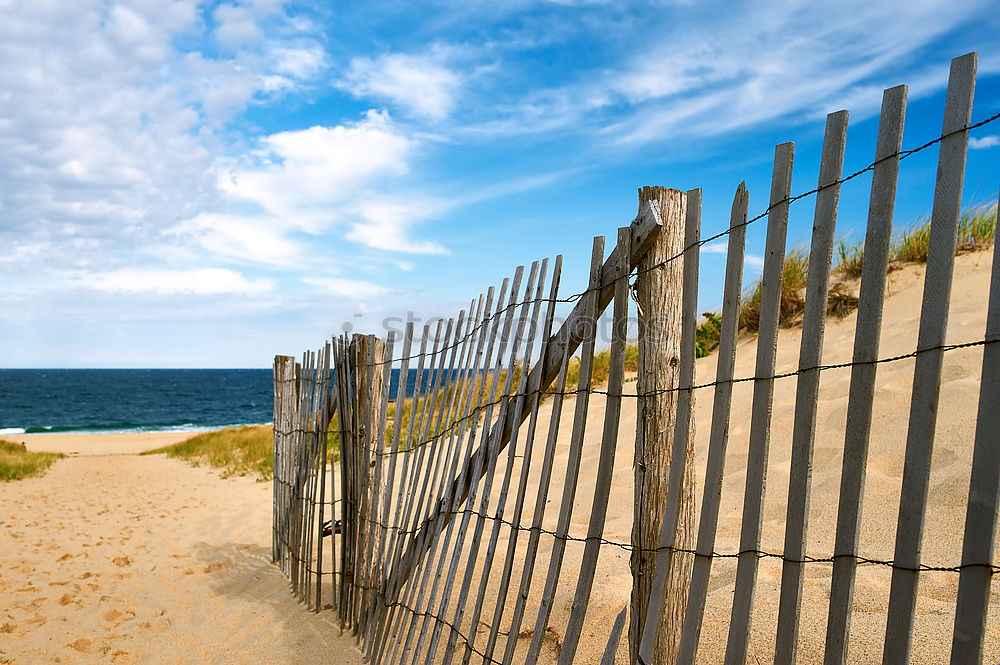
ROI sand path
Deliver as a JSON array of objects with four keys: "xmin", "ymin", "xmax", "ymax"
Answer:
[{"xmin": 0, "ymin": 452, "xmax": 363, "ymax": 665}]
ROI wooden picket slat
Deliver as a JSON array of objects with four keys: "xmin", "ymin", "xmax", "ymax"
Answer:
[
  {"xmin": 439, "ymin": 263, "xmax": 542, "ymax": 665},
  {"xmin": 949, "ymin": 188, "xmax": 1000, "ymax": 664},
  {"xmin": 675, "ymin": 183, "xmax": 749, "ymax": 665},
  {"xmin": 525, "ymin": 237, "xmax": 605, "ymax": 664},
  {"xmin": 419, "ymin": 267, "xmax": 529, "ymax": 665},
  {"xmin": 824, "ymin": 84, "xmax": 907, "ymax": 665},
  {"xmin": 883, "ymin": 52, "xmax": 977, "ymax": 665},
  {"xmin": 462, "ymin": 259, "xmax": 552, "ymax": 664},
  {"xmin": 724, "ymin": 142, "xmax": 794, "ymax": 665},
  {"xmin": 774, "ymin": 108, "xmax": 849, "ymax": 664},
  {"xmin": 378, "ymin": 289, "xmax": 502, "ymax": 665},
  {"xmin": 557, "ymin": 227, "xmax": 632, "ymax": 665}
]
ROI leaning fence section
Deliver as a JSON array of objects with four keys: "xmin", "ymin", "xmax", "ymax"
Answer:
[{"xmin": 272, "ymin": 51, "xmax": 998, "ymax": 665}]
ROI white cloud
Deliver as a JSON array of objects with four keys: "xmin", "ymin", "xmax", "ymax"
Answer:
[
  {"xmin": 203, "ymin": 110, "xmax": 450, "ymax": 257},
  {"xmin": 454, "ymin": 0, "xmax": 996, "ymax": 147},
  {"xmin": 339, "ymin": 53, "xmax": 462, "ymax": 121},
  {"xmin": 302, "ymin": 276, "xmax": 393, "ymax": 299},
  {"xmin": 969, "ymin": 135, "xmax": 999, "ymax": 149},
  {"xmin": 271, "ymin": 45, "xmax": 327, "ymax": 79},
  {"xmin": 348, "ymin": 199, "xmax": 450, "ymax": 254},
  {"xmin": 81, "ymin": 268, "xmax": 273, "ymax": 295},
  {"xmin": 0, "ymin": 0, "xmax": 327, "ymax": 277}
]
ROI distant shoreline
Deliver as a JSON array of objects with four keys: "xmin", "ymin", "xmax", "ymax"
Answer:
[
  {"xmin": 1, "ymin": 422, "xmax": 270, "ymax": 437},
  {"xmin": 14, "ymin": 428, "xmax": 269, "ymax": 456}
]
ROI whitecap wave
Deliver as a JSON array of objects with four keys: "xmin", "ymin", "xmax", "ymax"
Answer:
[{"xmin": 0, "ymin": 427, "xmax": 26, "ymax": 435}]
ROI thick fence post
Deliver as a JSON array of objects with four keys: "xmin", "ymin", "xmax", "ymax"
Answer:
[
  {"xmin": 348, "ymin": 333, "xmax": 387, "ymax": 630},
  {"xmin": 272, "ymin": 354, "xmax": 297, "ymax": 569},
  {"xmin": 631, "ymin": 186, "xmax": 696, "ymax": 664}
]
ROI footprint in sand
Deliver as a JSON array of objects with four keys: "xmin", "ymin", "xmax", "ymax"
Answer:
[
  {"xmin": 68, "ymin": 638, "xmax": 93, "ymax": 653},
  {"xmin": 112, "ymin": 556, "xmax": 131, "ymax": 567},
  {"xmin": 103, "ymin": 609, "xmax": 136, "ymax": 627},
  {"xmin": 139, "ymin": 617, "xmax": 170, "ymax": 633},
  {"xmin": 0, "ymin": 623, "xmax": 15, "ymax": 634},
  {"xmin": 111, "ymin": 651, "xmax": 138, "ymax": 665}
]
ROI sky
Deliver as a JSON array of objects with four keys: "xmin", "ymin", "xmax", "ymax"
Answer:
[{"xmin": 1, "ymin": 0, "xmax": 998, "ymax": 368}]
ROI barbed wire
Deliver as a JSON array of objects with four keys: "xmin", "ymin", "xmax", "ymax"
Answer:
[
  {"xmin": 273, "ymin": 337, "xmax": 996, "ymax": 459},
  {"xmin": 318, "ymin": 490, "xmax": 999, "ymax": 576}
]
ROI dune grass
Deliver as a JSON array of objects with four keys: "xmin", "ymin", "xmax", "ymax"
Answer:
[
  {"xmin": 143, "ymin": 425, "xmax": 275, "ymax": 480},
  {"xmin": 0, "ymin": 440, "xmax": 64, "ymax": 481},
  {"xmin": 735, "ymin": 203, "xmax": 997, "ymax": 334}
]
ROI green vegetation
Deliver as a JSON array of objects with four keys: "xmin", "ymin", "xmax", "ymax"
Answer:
[
  {"xmin": 143, "ymin": 425, "xmax": 274, "ymax": 480},
  {"xmin": 733, "ymin": 203, "xmax": 997, "ymax": 336},
  {"xmin": 0, "ymin": 440, "xmax": 63, "ymax": 481},
  {"xmin": 738, "ymin": 248, "xmax": 810, "ymax": 332},
  {"xmin": 833, "ymin": 203, "xmax": 997, "ymax": 279}
]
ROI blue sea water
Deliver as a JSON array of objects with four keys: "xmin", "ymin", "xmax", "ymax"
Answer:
[
  {"xmin": 0, "ymin": 368, "xmax": 456, "ymax": 434},
  {"xmin": 0, "ymin": 369, "xmax": 274, "ymax": 435}
]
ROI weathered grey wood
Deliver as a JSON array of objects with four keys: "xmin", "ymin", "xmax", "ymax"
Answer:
[
  {"xmin": 383, "ymin": 282, "xmax": 509, "ymax": 665},
  {"xmin": 334, "ymin": 336, "xmax": 354, "ymax": 624},
  {"xmin": 774, "ymin": 108, "xmax": 849, "ymax": 665},
  {"xmin": 558, "ymin": 227, "xmax": 631, "ymax": 665},
  {"xmin": 362, "ymin": 325, "xmax": 415, "ymax": 657},
  {"xmin": 602, "ymin": 606, "xmax": 629, "ymax": 665},
  {"xmin": 418, "ymin": 267, "xmax": 528, "ymax": 665},
  {"xmin": 950, "ymin": 188, "xmax": 1000, "ymax": 664},
  {"xmin": 401, "ymin": 315, "xmax": 466, "ymax": 660},
  {"xmin": 724, "ymin": 142, "xmax": 794, "ymax": 665},
  {"xmin": 376, "ymin": 321, "xmax": 449, "ymax": 658},
  {"xmin": 440, "ymin": 263, "xmax": 541, "ymax": 665},
  {"xmin": 356, "ymin": 333, "xmax": 395, "ymax": 635},
  {"xmin": 461, "ymin": 260, "xmax": 551, "ymax": 665},
  {"xmin": 373, "ymin": 322, "xmax": 426, "ymax": 638},
  {"xmin": 824, "ymin": 84, "xmax": 907, "ymax": 665},
  {"xmin": 316, "ymin": 342, "xmax": 333, "ymax": 612},
  {"xmin": 379, "ymin": 291, "xmax": 498, "ymax": 665},
  {"xmin": 884, "ymin": 52, "xmax": 977, "ymax": 665},
  {"xmin": 273, "ymin": 355, "xmax": 296, "ymax": 568},
  {"xmin": 636, "ymin": 188, "xmax": 701, "ymax": 664},
  {"xmin": 525, "ymin": 237, "xmax": 605, "ymax": 664},
  {"xmin": 500, "ymin": 280, "xmax": 572, "ymax": 665},
  {"xmin": 675, "ymin": 183, "xmax": 749, "ymax": 665},
  {"xmin": 384, "ymin": 202, "xmax": 663, "ymax": 596},
  {"xmin": 483, "ymin": 255, "xmax": 562, "ymax": 665}
]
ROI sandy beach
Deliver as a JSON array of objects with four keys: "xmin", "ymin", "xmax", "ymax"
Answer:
[
  {"xmin": 0, "ymin": 436, "xmax": 363, "ymax": 664},
  {"xmin": 3, "ymin": 249, "xmax": 999, "ymax": 664}
]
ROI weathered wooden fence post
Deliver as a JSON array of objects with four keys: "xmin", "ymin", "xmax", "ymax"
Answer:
[
  {"xmin": 272, "ymin": 354, "xmax": 297, "ymax": 569},
  {"xmin": 631, "ymin": 186, "xmax": 696, "ymax": 663},
  {"xmin": 348, "ymin": 333, "xmax": 387, "ymax": 630}
]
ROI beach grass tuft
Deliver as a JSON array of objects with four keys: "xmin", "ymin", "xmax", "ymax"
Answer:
[
  {"xmin": 738, "ymin": 247, "xmax": 810, "ymax": 332},
  {"xmin": 143, "ymin": 425, "xmax": 275, "ymax": 480},
  {"xmin": 0, "ymin": 440, "xmax": 64, "ymax": 481}
]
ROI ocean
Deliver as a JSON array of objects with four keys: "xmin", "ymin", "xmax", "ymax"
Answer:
[{"xmin": 0, "ymin": 368, "xmax": 456, "ymax": 435}]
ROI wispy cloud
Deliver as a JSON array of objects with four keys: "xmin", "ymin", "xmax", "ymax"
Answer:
[
  {"xmin": 81, "ymin": 268, "xmax": 273, "ymax": 295},
  {"xmin": 302, "ymin": 276, "xmax": 394, "ymax": 299},
  {"xmin": 969, "ymin": 135, "xmax": 999, "ymax": 149},
  {"xmin": 338, "ymin": 52, "xmax": 463, "ymax": 121}
]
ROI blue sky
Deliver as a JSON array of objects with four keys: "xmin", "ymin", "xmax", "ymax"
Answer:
[{"xmin": 1, "ymin": 0, "xmax": 998, "ymax": 368}]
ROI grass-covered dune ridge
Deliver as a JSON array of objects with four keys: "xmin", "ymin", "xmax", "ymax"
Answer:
[
  {"xmin": 143, "ymin": 425, "xmax": 274, "ymax": 480},
  {"xmin": 0, "ymin": 439, "xmax": 64, "ymax": 481}
]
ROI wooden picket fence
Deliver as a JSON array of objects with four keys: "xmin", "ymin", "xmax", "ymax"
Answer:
[{"xmin": 272, "ymin": 52, "xmax": 998, "ymax": 664}]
